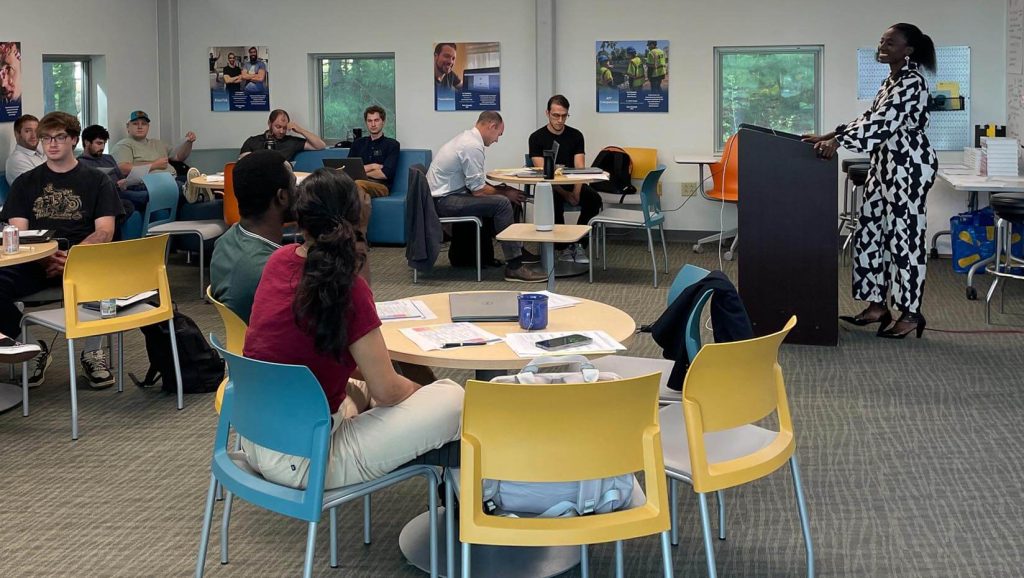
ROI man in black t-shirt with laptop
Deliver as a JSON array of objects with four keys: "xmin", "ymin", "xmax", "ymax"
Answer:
[
  {"xmin": 527, "ymin": 94, "xmax": 602, "ymax": 264},
  {"xmin": 0, "ymin": 112, "xmax": 123, "ymax": 388}
]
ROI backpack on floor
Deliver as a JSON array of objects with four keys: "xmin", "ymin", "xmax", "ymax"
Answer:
[
  {"xmin": 130, "ymin": 309, "xmax": 224, "ymax": 394},
  {"xmin": 590, "ymin": 146, "xmax": 636, "ymax": 202}
]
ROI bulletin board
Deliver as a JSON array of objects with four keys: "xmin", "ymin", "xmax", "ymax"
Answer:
[{"xmin": 857, "ymin": 46, "xmax": 970, "ymax": 150}]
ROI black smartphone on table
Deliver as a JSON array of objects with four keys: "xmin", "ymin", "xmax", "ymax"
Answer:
[{"xmin": 535, "ymin": 334, "xmax": 593, "ymax": 351}]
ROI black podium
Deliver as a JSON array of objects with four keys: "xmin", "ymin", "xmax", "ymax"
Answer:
[{"xmin": 735, "ymin": 125, "xmax": 838, "ymax": 346}]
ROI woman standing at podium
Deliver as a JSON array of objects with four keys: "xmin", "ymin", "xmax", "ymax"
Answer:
[{"xmin": 804, "ymin": 23, "xmax": 937, "ymax": 339}]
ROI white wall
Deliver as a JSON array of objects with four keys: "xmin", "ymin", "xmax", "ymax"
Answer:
[
  {"xmin": 552, "ymin": 0, "xmax": 1007, "ymax": 240},
  {"xmin": 0, "ymin": 0, "xmax": 163, "ymax": 161},
  {"xmin": 175, "ymin": 0, "xmax": 538, "ymax": 172}
]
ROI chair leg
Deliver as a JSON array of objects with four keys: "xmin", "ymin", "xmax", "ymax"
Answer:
[
  {"xmin": 195, "ymin": 473, "xmax": 219, "ymax": 578},
  {"xmin": 659, "ymin": 225, "xmax": 669, "ymax": 273},
  {"xmin": 602, "ymin": 224, "xmax": 608, "ymax": 271},
  {"xmin": 614, "ymin": 540, "xmax": 624, "ymax": 578},
  {"xmin": 660, "ymin": 531, "xmax": 673, "ymax": 578},
  {"xmin": 302, "ymin": 521, "xmax": 318, "ymax": 578},
  {"xmin": 474, "ymin": 223, "xmax": 481, "ymax": 282},
  {"xmin": 413, "ymin": 266, "xmax": 418, "ymax": 283},
  {"xmin": 214, "ymin": 480, "xmax": 222, "ymax": 502},
  {"xmin": 221, "ymin": 491, "xmax": 234, "ymax": 564},
  {"xmin": 646, "ymin": 227, "xmax": 658, "ymax": 288},
  {"xmin": 167, "ymin": 317, "xmax": 184, "ymax": 410},
  {"xmin": 197, "ymin": 234, "xmax": 206, "ymax": 300},
  {"xmin": 461, "ymin": 542, "xmax": 471, "ymax": 578},
  {"xmin": 790, "ymin": 457, "xmax": 815, "ymax": 578},
  {"xmin": 445, "ymin": 470, "xmax": 456, "ymax": 578},
  {"xmin": 428, "ymin": 475, "xmax": 439, "ymax": 578},
  {"xmin": 68, "ymin": 339, "xmax": 79, "ymax": 440},
  {"xmin": 116, "ymin": 332, "xmax": 124, "ymax": 393},
  {"xmin": 670, "ymin": 477, "xmax": 679, "ymax": 546},
  {"xmin": 20, "ymin": 322, "xmax": 29, "ymax": 417},
  {"xmin": 580, "ymin": 544, "xmax": 589, "ymax": 578},
  {"xmin": 698, "ymin": 492, "xmax": 718, "ymax": 578},
  {"xmin": 329, "ymin": 507, "xmax": 339, "ymax": 568},
  {"xmin": 363, "ymin": 494, "xmax": 372, "ymax": 544},
  {"xmin": 716, "ymin": 490, "xmax": 726, "ymax": 540},
  {"xmin": 588, "ymin": 226, "xmax": 595, "ymax": 283}
]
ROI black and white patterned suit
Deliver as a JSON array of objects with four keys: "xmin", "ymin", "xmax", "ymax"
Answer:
[{"xmin": 835, "ymin": 60, "xmax": 937, "ymax": 314}]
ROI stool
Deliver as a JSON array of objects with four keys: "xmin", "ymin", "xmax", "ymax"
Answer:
[
  {"xmin": 840, "ymin": 157, "xmax": 869, "ymax": 228},
  {"xmin": 840, "ymin": 164, "xmax": 870, "ymax": 262},
  {"xmin": 984, "ymin": 193, "xmax": 1024, "ymax": 323}
]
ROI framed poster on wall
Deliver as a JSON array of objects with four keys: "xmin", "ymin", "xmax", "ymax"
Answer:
[
  {"xmin": 596, "ymin": 40, "xmax": 669, "ymax": 113},
  {"xmin": 434, "ymin": 42, "xmax": 500, "ymax": 111},
  {"xmin": 210, "ymin": 46, "xmax": 270, "ymax": 112}
]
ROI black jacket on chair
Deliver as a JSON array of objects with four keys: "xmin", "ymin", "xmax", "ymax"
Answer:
[
  {"xmin": 650, "ymin": 271, "xmax": 754, "ymax": 390},
  {"xmin": 405, "ymin": 164, "xmax": 443, "ymax": 272}
]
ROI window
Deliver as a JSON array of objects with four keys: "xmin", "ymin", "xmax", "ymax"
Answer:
[
  {"xmin": 715, "ymin": 46, "xmax": 822, "ymax": 151},
  {"xmin": 42, "ymin": 56, "xmax": 90, "ymax": 126},
  {"xmin": 316, "ymin": 54, "xmax": 395, "ymax": 141}
]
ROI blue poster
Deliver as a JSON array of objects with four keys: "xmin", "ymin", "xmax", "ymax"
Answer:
[
  {"xmin": 209, "ymin": 46, "xmax": 270, "ymax": 112},
  {"xmin": 596, "ymin": 40, "xmax": 669, "ymax": 113},
  {"xmin": 1, "ymin": 42, "xmax": 23, "ymax": 122},
  {"xmin": 434, "ymin": 42, "xmax": 500, "ymax": 111}
]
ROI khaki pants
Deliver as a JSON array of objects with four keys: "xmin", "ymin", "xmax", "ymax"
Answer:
[
  {"xmin": 241, "ymin": 378, "xmax": 463, "ymax": 489},
  {"xmin": 356, "ymin": 180, "xmax": 390, "ymax": 198}
]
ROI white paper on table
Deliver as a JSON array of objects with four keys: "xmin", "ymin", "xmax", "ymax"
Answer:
[
  {"xmin": 205, "ymin": 173, "xmax": 225, "ymax": 183},
  {"xmin": 521, "ymin": 290, "xmax": 581, "ymax": 310},
  {"xmin": 504, "ymin": 330, "xmax": 627, "ymax": 358},
  {"xmin": 399, "ymin": 322, "xmax": 503, "ymax": 352},
  {"xmin": 560, "ymin": 173, "xmax": 609, "ymax": 181},
  {"xmin": 124, "ymin": 164, "xmax": 151, "ymax": 186},
  {"xmin": 376, "ymin": 299, "xmax": 437, "ymax": 323}
]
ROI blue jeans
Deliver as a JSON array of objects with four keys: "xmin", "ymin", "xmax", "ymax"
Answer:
[{"xmin": 435, "ymin": 192, "xmax": 521, "ymax": 261}]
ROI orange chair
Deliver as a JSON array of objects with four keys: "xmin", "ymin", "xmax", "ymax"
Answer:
[
  {"xmin": 223, "ymin": 162, "xmax": 240, "ymax": 226},
  {"xmin": 693, "ymin": 134, "xmax": 739, "ymax": 260}
]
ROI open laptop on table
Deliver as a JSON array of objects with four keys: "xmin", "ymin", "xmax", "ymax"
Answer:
[{"xmin": 322, "ymin": 157, "xmax": 368, "ymax": 181}]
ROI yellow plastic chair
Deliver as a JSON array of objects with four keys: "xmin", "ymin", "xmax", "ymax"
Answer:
[
  {"xmin": 622, "ymin": 146, "xmax": 658, "ymax": 180},
  {"xmin": 659, "ymin": 316, "xmax": 813, "ymax": 577},
  {"xmin": 20, "ymin": 235, "xmax": 183, "ymax": 440},
  {"xmin": 206, "ymin": 286, "xmax": 247, "ymax": 414},
  {"xmin": 458, "ymin": 373, "xmax": 673, "ymax": 578}
]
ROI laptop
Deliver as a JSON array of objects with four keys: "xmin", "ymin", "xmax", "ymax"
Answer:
[
  {"xmin": 449, "ymin": 292, "xmax": 519, "ymax": 322},
  {"xmin": 322, "ymin": 158, "xmax": 368, "ymax": 181}
]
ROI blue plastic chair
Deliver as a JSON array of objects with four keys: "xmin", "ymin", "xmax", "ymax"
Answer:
[
  {"xmin": 588, "ymin": 166, "xmax": 669, "ymax": 287},
  {"xmin": 142, "ymin": 172, "xmax": 227, "ymax": 299},
  {"xmin": 196, "ymin": 336, "xmax": 442, "ymax": 578}
]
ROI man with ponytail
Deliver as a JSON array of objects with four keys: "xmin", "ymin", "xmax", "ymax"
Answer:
[{"xmin": 242, "ymin": 169, "xmax": 463, "ymax": 489}]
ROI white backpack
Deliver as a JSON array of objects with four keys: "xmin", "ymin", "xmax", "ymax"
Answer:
[{"xmin": 454, "ymin": 356, "xmax": 639, "ymax": 517}]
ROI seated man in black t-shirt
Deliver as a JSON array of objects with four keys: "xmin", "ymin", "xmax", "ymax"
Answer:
[
  {"xmin": 239, "ymin": 109, "xmax": 326, "ymax": 161},
  {"xmin": 0, "ymin": 112, "xmax": 124, "ymax": 388},
  {"xmin": 527, "ymin": 95, "xmax": 602, "ymax": 264}
]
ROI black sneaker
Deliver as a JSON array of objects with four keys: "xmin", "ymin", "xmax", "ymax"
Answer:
[
  {"xmin": 26, "ymin": 340, "xmax": 51, "ymax": 387},
  {"xmin": 0, "ymin": 337, "xmax": 42, "ymax": 364},
  {"xmin": 81, "ymin": 349, "xmax": 116, "ymax": 390},
  {"xmin": 504, "ymin": 263, "xmax": 547, "ymax": 283},
  {"xmin": 519, "ymin": 248, "xmax": 541, "ymax": 263}
]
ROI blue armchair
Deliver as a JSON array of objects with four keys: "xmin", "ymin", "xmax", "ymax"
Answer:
[{"xmin": 292, "ymin": 148, "xmax": 432, "ymax": 245}]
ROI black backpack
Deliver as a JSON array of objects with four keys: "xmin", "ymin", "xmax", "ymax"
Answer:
[
  {"xmin": 130, "ymin": 309, "xmax": 224, "ymax": 394},
  {"xmin": 590, "ymin": 146, "xmax": 637, "ymax": 202}
]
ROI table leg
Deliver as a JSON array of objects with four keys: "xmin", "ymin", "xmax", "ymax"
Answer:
[{"xmin": 542, "ymin": 243, "xmax": 555, "ymax": 291}]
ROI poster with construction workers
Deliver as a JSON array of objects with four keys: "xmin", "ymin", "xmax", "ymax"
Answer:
[
  {"xmin": 209, "ymin": 46, "xmax": 270, "ymax": 112},
  {"xmin": 596, "ymin": 40, "xmax": 669, "ymax": 113},
  {"xmin": 434, "ymin": 42, "xmax": 501, "ymax": 111}
]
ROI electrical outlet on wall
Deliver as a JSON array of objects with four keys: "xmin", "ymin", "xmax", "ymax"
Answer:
[{"xmin": 680, "ymin": 181, "xmax": 700, "ymax": 196}]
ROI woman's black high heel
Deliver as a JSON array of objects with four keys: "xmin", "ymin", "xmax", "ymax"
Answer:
[
  {"xmin": 839, "ymin": 308, "xmax": 892, "ymax": 328},
  {"xmin": 877, "ymin": 312, "xmax": 926, "ymax": 339}
]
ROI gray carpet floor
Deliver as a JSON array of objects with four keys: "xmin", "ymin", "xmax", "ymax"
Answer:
[{"xmin": 2, "ymin": 238, "xmax": 1023, "ymax": 577}]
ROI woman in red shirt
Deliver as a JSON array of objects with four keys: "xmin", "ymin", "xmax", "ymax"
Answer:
[{"xmin": 242, "ymin": 169, "xmax": 464, "ymax": 489}]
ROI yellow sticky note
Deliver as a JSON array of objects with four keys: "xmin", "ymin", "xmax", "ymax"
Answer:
[{"xmin": 937, "ymin": 81, "xmax": 960, "ymax": 99}]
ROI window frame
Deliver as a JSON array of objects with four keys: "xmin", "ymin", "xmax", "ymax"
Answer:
[
  {"xmin": 714, "ymin": 45, "xmax": 823, "ymax": 152},
  {"xmin": 41, "ymin": 55, "xmax": 92, "ymax": 127},
  {"xmin": 312, "ymin": 52, "xmax": 396, "ymax": 142}
]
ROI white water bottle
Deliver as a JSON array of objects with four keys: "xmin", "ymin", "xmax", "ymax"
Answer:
[{"xmin": 534, "ymin": 183, "xmax": 554, "ymax": 232}]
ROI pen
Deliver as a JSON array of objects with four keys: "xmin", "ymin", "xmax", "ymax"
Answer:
[{"xmin": 441, "ymin": 341, "xmax": 490, "ymax": 349}]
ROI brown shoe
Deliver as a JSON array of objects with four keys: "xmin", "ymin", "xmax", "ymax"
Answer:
[{"xmin": 504, "ymin": 263, "xmax": 547, "ymax": 283}]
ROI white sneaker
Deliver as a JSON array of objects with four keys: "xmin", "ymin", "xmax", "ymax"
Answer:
[
  {"xmin": 81, "ymin": 349, "xmax": 116, "ymax": 389},
  {"xmin": 571, "ymin": 245, "xmax": 590, "ymax": 264}
]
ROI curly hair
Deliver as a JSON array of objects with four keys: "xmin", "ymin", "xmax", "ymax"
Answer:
[{"xmin": 291, "ymin": 168, "xmax": 366, "ymax": 360}]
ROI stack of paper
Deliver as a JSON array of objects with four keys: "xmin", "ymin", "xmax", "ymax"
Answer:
[
  {"xmin": 504, "ymin": 330, "xmax": 627, "ymax": 358},
  {"xmin": 962, "ymin": 148, "xmax": 982, "ymax": 175},
  {"xmin": 375, "ymin": 299, "xmax": 437, "ymax": 323},
  {"xmin": 399, "ymin": 323, "xmax": 503, "ymax": 352},
  {"xmin": 980, "ymin": 137, "xmax": 1019, "ymax": 176}
]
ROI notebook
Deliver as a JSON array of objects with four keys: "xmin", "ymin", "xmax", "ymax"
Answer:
[
  {"xmin": 322, "ymin": 157, "xmax": 368, "ymax": 181},
  {"xmin": 448, "ymin": 292, "xmax": 519, "ymax": 322},
  {"xmin": 18, "ymin": 229, "xmax": 54, "ymax": 244}
]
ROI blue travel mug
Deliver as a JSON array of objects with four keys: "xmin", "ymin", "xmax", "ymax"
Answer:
[{"xmin": 518, "ymin": 293, "xmax": 549, "ymax": 330}]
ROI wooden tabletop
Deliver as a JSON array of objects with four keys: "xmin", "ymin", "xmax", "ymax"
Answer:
[
  {"xmin": 380, "ymin": 291, "xmax": 636, "ymax": 370},
  {"xmin": 0, "ymin": 240, "xmax": 58, "ymax": 267},
  {"xmin": 190, "ymin": 171, "xmax": 310, "ymax": 188},
  {"xmin": 487, "ymin": 169, "xmax": 608, "ymax": 186},
  {"xmin": 496, "ymin": 224, "xmax": 591, "ymax": 244},
  {"xmin": 673, "ymin": 154, "xmax": 719, "ymax": 165}
]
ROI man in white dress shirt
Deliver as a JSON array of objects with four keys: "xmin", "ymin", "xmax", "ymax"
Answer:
[{"xmin": 5, "ymin": 114, "xmax": 44, "ymax": 185}]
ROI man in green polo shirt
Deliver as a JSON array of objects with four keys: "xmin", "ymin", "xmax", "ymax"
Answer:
[
  {"xmin": 111, "ymin": 110, "xmax": 197, "ymax": 178},
  {"xmin": 209, "ymin": 149, "xmax": 295, "ymax": 324}
]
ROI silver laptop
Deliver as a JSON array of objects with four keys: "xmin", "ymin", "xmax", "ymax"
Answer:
[
  {"xmin": 322, "ymin": 157, "xmax": 368, "ymax": 181},
  {"xmin": 449, "ymin": 292, "xmax": 519, "ymax": 322}
]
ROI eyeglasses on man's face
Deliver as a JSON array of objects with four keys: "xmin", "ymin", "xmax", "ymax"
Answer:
[
  {"xmin": 39, "ymin": 133, "xmax": 70, "ymax": 144},
  {"xmin": 549, "ymin": 112, "xmax": 569, "ymax": 120}
]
